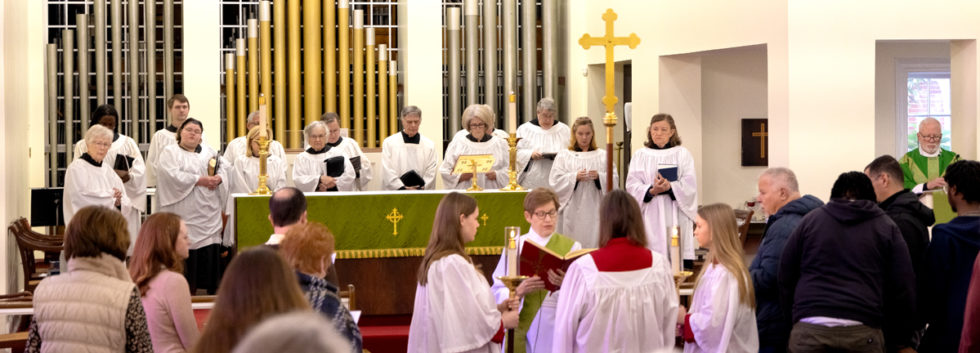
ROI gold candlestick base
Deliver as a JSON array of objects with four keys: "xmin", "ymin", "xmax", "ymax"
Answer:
[
  {"xmin": 495, "ymin": 275, "xmax": 529, "ymax": 299},
  {"xmin": 250, "ymin": 136, "xmax": 272, "ymax": 195},
  {"xmin": 673, "ymin": 270, "xmax": 694, "ymax": 295},
  {"xmin": 500, "ymin": 133, "xmax": 524, "ymax": 191}
]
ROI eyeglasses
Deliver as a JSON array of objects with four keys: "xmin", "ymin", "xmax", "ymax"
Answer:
[
  {"xmin": 91, "ymin": 141, "xmax": 112, "ymax": 149},
  {"xmin": 469, "ymin": 123, "xmax": 487, "ymax": 129},
  {"xmin": 533, "ymin": 210, "xmax": 558, "ymax": 220},
  {"xmin": 920, "ymin": 134, "xmax": 942, "ymax": 142}
]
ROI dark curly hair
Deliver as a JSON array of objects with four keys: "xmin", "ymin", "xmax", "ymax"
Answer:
[
  {"xmin": 944, "ymin": 160, "xmax": 980, "ymax": 204},
  {"xmin": 830, "ymin": 171, "xmax": 876, "ymax": 202}
]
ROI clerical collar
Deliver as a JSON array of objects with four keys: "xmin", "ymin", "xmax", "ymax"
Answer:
[
  {"xmin": 523, "ymin": 228, "xmax": 552, "ymax": 246},
  {"xmin": 466, "ymin": 133, "xmax": 492, "ymax": 143},
  {"xmin": 919, "ymin": 146, "xmax": 940, "ymax": 158},
  {"xmin": 112, "ymin": 132, "xmax": 120, "ymax": 142},
  {"xmin": 180, "ymin": 144, "xmax": 203, "ymax": 153},
  {"xmin": 80, "ymin": 153, "xmax": 102, "ymax": 167},
  {"xmin": 326, "ymin": 138, "xmax": 343, "ymax": 148},
  {"xmin": 573, "ymin": 144, "xmax": 595, "ymax": 152},
  {"xmin": 649, "ymin": 142, "xmax": 674, "ymax": 150},
  {"xmin": 306, "ymin": 146, "xmax": 331, "ymax": 154},
  {"xmin": 165, "ymin": 125, "xmax": 178, "ymax": 133},
  {"xmin": 402, "ymin": 131, "xmax": 420, "ymax": 144},
  {"xmin": 530, "ymin": 119, "xmax": 540, "ymax": 126}
]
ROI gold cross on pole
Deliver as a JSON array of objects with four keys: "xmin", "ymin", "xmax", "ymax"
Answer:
[
  {"xmin": 579, "ymin": 9, "xmax": 639, "ymax": 191},
  {"xmin": 752, "ymin": 123, "xmax": 768, "ymax": 159},
  {"xmin": 386, "ymin": 208, "xmax": 404, "ymax": 236}
]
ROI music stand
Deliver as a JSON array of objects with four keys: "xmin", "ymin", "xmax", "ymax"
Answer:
[{"xmin": 31, "ymin": 187, "xmax": 65, "ymax": 227}]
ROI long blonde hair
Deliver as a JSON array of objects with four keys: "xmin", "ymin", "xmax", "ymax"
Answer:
[
  {"xmin": 567, "ymin": 117, "xmax": 597, "ymax": 151},
  {"xmin": 417, "ymin": 192, "xmax": 478, "ymax": 285},
  {"xmin": 695, "ymin": 203, "xmax": 755, "ymax": 309}
]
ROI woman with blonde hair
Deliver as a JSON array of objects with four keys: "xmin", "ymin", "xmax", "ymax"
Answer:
[
  {"xmin": 408, "ymin": 192, "xmax": 519, "ymax": 352},
  {"xmin": 678, "ymin": 203, "xmax": 758, "ymax": 352},
  {"xmin": 440, "ymin": 104, "xmax": 510, "ymax": 190},
  {"xmin": 549, "ymin": 116, "xmax": 618, "ymax": 247},
  {"xmin": 192, "ymin": 247, "xmax": 310, "ymax": 353},
  {"xmin": 129, "ymin": 212, "xmax": 199, "ymax": 352},
  {"xmin": 230, "ymin": 126, "xmax": 287, "ymax": 194}
]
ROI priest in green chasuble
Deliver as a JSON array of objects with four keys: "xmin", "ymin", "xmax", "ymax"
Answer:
[
  {"xmin": 900, "ymin": 118, "xmax": 960, "ymax": 223},
  {"xmin": 490, "ymin": 188, "xmax": 582, "ymax": 353}
]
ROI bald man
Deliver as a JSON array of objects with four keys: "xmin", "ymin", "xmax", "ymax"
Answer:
[{"xmin": 899, "ymin": 118, "xmax": 960, "ymax": 223}]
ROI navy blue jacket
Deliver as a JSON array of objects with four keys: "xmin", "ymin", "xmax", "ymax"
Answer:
[
  {"xmin": 920, "ymin": 216, "xmax": 980, "ymax": 353},
  {"xmin": 749, "ymin": 195, "xmax": 823, "ymax": 349}
]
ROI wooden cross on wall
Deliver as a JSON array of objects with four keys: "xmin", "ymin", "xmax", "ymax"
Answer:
[{"xmin": 741, "ymin": 119, "xmax": 768, "ymax": 166}]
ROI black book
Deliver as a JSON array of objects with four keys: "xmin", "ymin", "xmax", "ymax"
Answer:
[
  {"xmin": 325, "ymin": 156, "xmax": 346, "ymax": 177},
  {"xmin": 113, "ymin": 154, "xmax": 135, "ymax": 171},
  {"xmin": 349, "ymin": 156, "xmax": 362, "ymax": 179},
  {"xmin": 399, "ymin": 170, "xmax": 426, "ymax": 188},
  {"xmin": 541, "ymin": 152, "xmax": 558, "ymax": 160},
  {"xmin": 658, "ymin": 164, "xmax": 678, "ymax": 182}
]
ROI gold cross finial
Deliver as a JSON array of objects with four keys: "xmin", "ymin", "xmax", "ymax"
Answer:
[
  {"xmin": 752, "ymin": 123, "xmax": 768, "ymax": 159},
  {"xmin": 386, "ymin": 208, "xmax": 404, "ymax": 236},
  {"xmin": 578, "ymin": 8, "xmax": 641, "ymax": 113},
  {"xmin": 480, "ymin": 213, "xmax": 489, "ymax": 226}
]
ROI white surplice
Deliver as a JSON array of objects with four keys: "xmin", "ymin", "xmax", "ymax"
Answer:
[
  {"xmin": 408, "ymin": 254, "xmax": 502, "ymax": 353},
  {"xmin": 222, "ymin": 135, "xmax": 286, "ymax": 167},
  {"xmin": 229, "ymin": 155, "xmax": 287, "ymax": 194},
  {"xmin": 516, "ymin": 121, "xmax": 570, "ymax": 189},
  {"xmin": 549, "ymin": 149, "xmax": 618, "ymax": 248},
  {"xmin": 440, "ymin": 135, "xmax": 510, "ymax": 190},
  {"xmin": 380, "ymin": 132, "xmax": 438, "ymax": 190},
  {"xmin": 488, "ymin": 229, "xmax": 582, "ymax": 353},
  {"xmin": 73, "ymin": 135, "xmax": 148, "ymax": 215},
  {"xmin": 552, "ymin": 251, "xmax": 678, "ymax": 353},
  {"xmin": 331, "ymin": 137, "xmax": 373, "ymax": 190},
  {"xmin": 625, "ymin": 146, "xmax": 698, "ymax": 259},
  {"xmin": 683, "ymin": 263, "xmax": 759, "ymax": 353},
  {"xmin": 291, "ymin": 149, "xmax": 356, "ymax": 192},
  {"xmin": 63, "ymin": 157, "xmax": 139, "ymax": 254},
  {"xmin": 156, "ymin": 144, "xmax": 229, "ymax": 249}
]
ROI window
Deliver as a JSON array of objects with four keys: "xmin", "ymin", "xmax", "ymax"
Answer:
[{"xmin": 896, "ymin": 58, "xmax": 951, "ymax": 154}]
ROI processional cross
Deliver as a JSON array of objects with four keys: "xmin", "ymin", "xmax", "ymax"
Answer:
[
  {"xmin": 579, "ymin": 9, "xmax": 640, "ymax": 191},
  {"xmin": 386, "ymin": 208, "xmax": 404, "ymax": 236}
]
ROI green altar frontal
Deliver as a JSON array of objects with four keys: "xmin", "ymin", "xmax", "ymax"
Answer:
[{"xmin": 233, "ymin": 190, "xmax": 530, "ymax": 259}]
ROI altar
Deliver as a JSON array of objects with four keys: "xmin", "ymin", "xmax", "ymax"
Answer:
[{"xmin": 231, "ymin": 189, "xmax": 530, "ymax": 314}]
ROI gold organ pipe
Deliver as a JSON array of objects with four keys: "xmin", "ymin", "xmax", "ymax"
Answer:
[
  {"xmin": 95, "ymin": 0, "xmax": 106, "ymax": 104},
  {"xmin": 76, "ymin": 14, "xmax": 90, "ymax": 133},
  {"xmin": 352, "ymin": 10, "xmax": 364, "ymax": 146},
  {"xmin": 111, "ymin": 0, "xmax": 121, "ymax": 108},
  {"xmin": 338, "ymin": 0, "xmax": 350, "ymax": 129},
  {"xmin": 225, "ymin": 53, "xmax": 236, "ymax": 144},
  {"xmin": 144, "ymin": 1, "xmax": 156, "ymax": 135},
  {"xmin": 323, "ymin": 0, "xmax": 336, "ymax": 113},
  {"xmin": 366, "ymin": 27, "xmax": 376, "ymax": 148},
  {"xmin": 389, "ymin": 60, "xmax": 397, "ymax": 132},
  {"xmin": 378, "ymin": 44, "xmax": 389, "ymax": 139},
  {"xmin": 47, "ymin": 44, "xmax": 58, "ymax": 185},
  {"xmin": 273, "ymin": 0, "xmax": 286, "ymax": 146},
  {"xmin": 303, "ymin": 0, "xmax": 322, "ymax": 130},
  {"xmin": 128, "ymin": 0, "xmax": 139, "ymax": 140},
  {"xmin": 247, "ymin": 19, "xmax": 258, "ymax": 114},
  {"xmin": 64, "ymin": 29, "xmax": 76, "ymax": 162},
  {"xmin": 259, "ymin": 0, "xmax": 272, "ymax": 136},
  {"xmin": 236, "ymin": 39, "xmax": 247, "ymax": 136},
  {"xmin": 288, "ymin": 0, "xmax": 301, "ymax": 147}
]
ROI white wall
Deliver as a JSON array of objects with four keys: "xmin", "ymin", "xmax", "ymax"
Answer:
[
  {"xmin": 399, "ymin": 0, "xmax": 445, "ymax": 189},
  {"xmin": 701, "ymin": 45, "xmax": 768, "ymax": 207},
  {"xmin": 874, "ymin": 41, "xmax": 950, "ymax": 157},
  {"xmin": 183, "ymin": 0, "xmax": 222, "ymax": 149}
]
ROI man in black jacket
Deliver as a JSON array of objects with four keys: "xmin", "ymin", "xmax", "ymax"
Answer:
[{"xmin": 779, "ymin": 172, "xmax": 916, "ymax": 353}]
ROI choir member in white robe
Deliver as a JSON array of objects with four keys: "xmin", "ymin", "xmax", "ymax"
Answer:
[
  {"xmin": 63, "ymin": 125, "xmax": 139, "ymax": 254},
  {"xmin": 146, "ymin": 94, "xmax": 192, "ymax": 187},
  {"xmin": 292, "ymin": 121, "xmax": 356, "ymax": 192},
  {"xmin": 516, "ymin": 98, "xmax": 571, "ymax": 189},
  {"xmin": 321, "ymin": 112, "xmax": 373, "ymax": 190},
  {"xmin": 626, "ymin": 113, "xmax": 698, "ymax": 262},
  {"xmin": 552, "ymin": 190, "xmax": 678, "ymax": 353},
  {"xmin": 71, "ymin": 104, "xmax": 146, "ymax": 245},
  {"xmin": 679, "ymin": 204, "xmax": 758, "ymax": 353},
  {"xmin": 224, "ymin": 111, "xmax": 286, "ymax": 166},
  {"xmin": 441, "ymin": 104, "xmax": 510, "ymax": 190},
  {"xmin": 156, "ymin": 118, "xmax": 230, "ymax": 294},
  {"xmin": 229, "ymin": 127, "xmax": 288, "ymax": 194},
  {"xmin": 381, "ymin": 106, "xmax": 438, "ymax": 190},
  {"xmin": 408, "ymin": 193, "xmax": 519, "ymax": 353},
  {"xmin": 549, "ymin": 117, "xmax": 618, "ymax": 248},
  {"xmin": 453, "ymin": 127, "xmax": 511, "ymax": 142}
]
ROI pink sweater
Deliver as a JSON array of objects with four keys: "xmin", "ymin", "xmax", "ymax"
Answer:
[{"xmin": 141, "ymin": 270, "xmax": 200, "ymax": 353}]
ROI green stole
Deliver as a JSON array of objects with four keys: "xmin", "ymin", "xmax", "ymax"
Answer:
[
  {"xmin": 899, "ymin": 148, "xmax": 960, "ymax": 224},
  {"xmin": 513, "ymin": 233, "xmax": 575, "ymax": 353}
]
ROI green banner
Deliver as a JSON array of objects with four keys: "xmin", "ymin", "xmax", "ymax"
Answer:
[{"xmin": 234, "ymin": 190, "xmax": 530, "ymax": 258}]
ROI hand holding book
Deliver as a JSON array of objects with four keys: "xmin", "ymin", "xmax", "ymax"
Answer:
[{"xmin": 519, "ymin": 241, "xmax": 595, "ymax": 291}]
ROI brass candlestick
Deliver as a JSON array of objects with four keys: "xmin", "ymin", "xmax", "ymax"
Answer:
[
  {"xmin": 468, "ymin": 162, "xmax": 483, "ymax": 192},
  {"xmin": 251, "ymin": 136, "xmax": 271, "ymax": 195},
  {"xmin": 496, "ymin": 274, "xmax": 527, "ymax": 352},
  {"xmin": 500, "ymin": 133, "xmax": 524, "ymax": 191}
]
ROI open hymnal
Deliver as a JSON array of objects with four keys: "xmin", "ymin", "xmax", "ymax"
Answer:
[{"xmin": 519, "ymin": 241, "xmax": 595, "ymax": 291}]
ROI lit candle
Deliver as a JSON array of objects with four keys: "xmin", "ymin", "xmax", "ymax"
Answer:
[
  {"xmin": 508, "ymin": 92, "xmax": 517, "ymax": 134},
  {"xmin": 506, "ymin": 227, "xmax": 519, "ymax": 276},
  {"xmin": 670, "ymin": 226, "xmax": 681, "ymax": 274},
  {"xmin": 258, "ymin": 96, "xmax": 268, "ymax": 138}
]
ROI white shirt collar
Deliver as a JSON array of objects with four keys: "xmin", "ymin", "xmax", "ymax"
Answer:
[
  {"xmin": 919, "ymin": 146, "xmax": 941, "ymax": 158},
  {"xmin": 266, "ymin": 233, "xmax": 285, "ymax": 245},
  {"xmin": 522, "ymin": 227, "xmax": 553, "ymax": 247}
]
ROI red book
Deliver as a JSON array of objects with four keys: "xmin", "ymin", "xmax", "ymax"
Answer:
[{"xmin": 519, "ymin": 241, "xmax": 594, "ymax": 291}]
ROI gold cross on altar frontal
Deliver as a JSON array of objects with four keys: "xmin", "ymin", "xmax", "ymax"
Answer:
[
  {"xmin": 480, "ymin": 213, "xmax": 489, "ymax": 226},
  {"xmin": 753, "ymin": 123, "xmax": 768, "ymax": 159},
  {"xmin": 386, "ymin": 208, "xmax": 404, "ymax": 237}
]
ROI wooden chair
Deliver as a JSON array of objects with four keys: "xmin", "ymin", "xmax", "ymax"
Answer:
[
  {"xmin": 339, "ymin": 284, "xmax": 356, "ymax": 311},
  {"xmin": 9, "ymin": 218, "xmax": 63, "ymax": 293},
  {"xmin": 733, "ymin": 209, "xmax": 754, "ymax": 248}
]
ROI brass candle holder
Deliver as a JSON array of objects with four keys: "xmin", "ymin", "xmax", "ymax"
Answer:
[
  {"xmin": 500, "ymin": 133, "xmax": 524, "ymax": 191},
  {"xmin": 251, "ymin": 136, "xmax": 271, "ymax": 195}
]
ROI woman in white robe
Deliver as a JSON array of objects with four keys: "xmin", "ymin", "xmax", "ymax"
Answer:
[
  {"xmin": 441, "ymin": 104, "xmax": 510, "ymax": 190},
  {"xmin": 293, "ymin": 121, "xmax": 356, "ymax": 192},
  {"xmin": 552, "ymin": 190, "xmax": 678, "ymax": 352},
  {"xmin": 63, "ymin": 125, "xmax": 139, "ymax": 254},
  {"xmin": 516, "ymin": 98, "xmax": 571, "ymax": 189},
  {"xmin": 625, "ymin": 113, "xmax": 698, "ymax": 261},
  {"xmin": 381, "ymin": 106, "xmax": 438, "ymax": 190},
  {"xmin": 230, "ymin": 126, "xmax": 288, "ymax": 194},
  {"xmin": 549, "ymin": 117, "xmax": 618, "ymax": 248},
  {"xmin": 223, "ymin": 110, "xmax": 287, "ymax": 167},
  {"xmin": 157, "ymin": 118, "xmax": 229, "ymax": 294},
  {"xmin": 408, "ymin": 192, "xmax": 519, "ymax": 353},
  {"xmin": 679, "ymin": 204, "xmax": 758, "ymax": 353},
  {"xmin": 321, "ymin": 113, "xmax": 373, "ymax": 191}
]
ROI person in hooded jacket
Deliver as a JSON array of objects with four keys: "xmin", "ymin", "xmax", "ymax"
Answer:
[
  {"xmin": 778, "ymin": 172, "xmax": 916, "ymax": 353},
  {"xmin": 750, "ymin": 168, "xmax": 823, "ymax": 353},
  {"xmin": 920, "ymin": 160, "xmax": 980, "ymax": 353}
]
